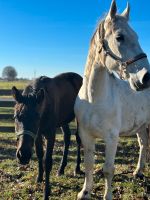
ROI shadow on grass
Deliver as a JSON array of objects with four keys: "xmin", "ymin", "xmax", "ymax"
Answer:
[
  {"xmin": 95, "ymin": 138, "xmax": 139, "ymax": 161},
  {"xmin": 0, "ymin": 146, "xmax": 16, "ymax": 160},
  {"xmin": 0, "ymin": 138, "xmax": 16, "ymax": 160},
  {"xmin": 0, "ymin": 137, "xmax": 16, "ymax": 146},
  {"xmin": 0, "ymin": 134, "xmax": 140, "ymax": 171}
]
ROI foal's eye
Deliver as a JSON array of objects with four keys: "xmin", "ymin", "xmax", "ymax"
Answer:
[
  {"xmin": 116, "ymin": 34, "xmax": 124, "ymax": 42},
  {"xmin": 16, "ymin": 138, "xmax": 19, "ymax": 146}
]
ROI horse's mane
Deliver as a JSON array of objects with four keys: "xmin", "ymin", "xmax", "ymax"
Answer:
[
  {"xmin": 84, "ymin": 14, "xmax": 126, "ymax": 79},
  {"xmin": 84, "ymin": 18, "xmax": 104, "ymax": 79}
]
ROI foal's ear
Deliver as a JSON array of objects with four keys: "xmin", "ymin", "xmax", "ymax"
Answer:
[
  {"xmin": 12, "ymin": 86, "xmax": 24, "ymax": 103},
  {"xmin": 106, "ymin": 0, "xmax": 117, "ymax": 20},
  {"xmin": 36, "ymin": 88, "xmax": 45, "ymax": 104}
]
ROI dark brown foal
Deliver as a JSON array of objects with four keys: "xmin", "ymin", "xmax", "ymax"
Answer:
[{"xmin": 12, "ymin": 72, "xmax": 83, "ymax": 200}]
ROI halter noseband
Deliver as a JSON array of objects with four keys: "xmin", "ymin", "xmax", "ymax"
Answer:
[
  {"xmin": 16, "ymin": 130, "xmax": 37, "ymax": 141},
  {"xmin": 98, "ymin": 21, "xmax": 147, "ymax": 79}
]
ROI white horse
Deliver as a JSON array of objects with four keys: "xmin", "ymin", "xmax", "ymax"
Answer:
[{"xmin": 75, "ymin": 1, "xmax": 150, "ymax": 199}]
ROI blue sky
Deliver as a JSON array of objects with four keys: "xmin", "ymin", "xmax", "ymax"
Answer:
[{"xmin": 0, "ymin": 0, "xmax": 150, "ymax": 79}]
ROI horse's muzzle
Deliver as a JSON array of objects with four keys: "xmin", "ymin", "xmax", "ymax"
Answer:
[
  {"xmin": 142, "ymin": 72, "xmax": 150, "ymax": 86},
  {"xmin": 131, "ymin": 69, "xmax": 150, "ymax": 91}
]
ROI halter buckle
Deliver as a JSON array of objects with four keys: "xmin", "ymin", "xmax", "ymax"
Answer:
[{"xmin": 119, "ymin": 62, "xmax": 130, "ymax": 80}]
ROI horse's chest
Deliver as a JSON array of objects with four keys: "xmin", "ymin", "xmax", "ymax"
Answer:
[{"xmin": 75, "ymin": 99, "xmax": 119, "ymax": 137}]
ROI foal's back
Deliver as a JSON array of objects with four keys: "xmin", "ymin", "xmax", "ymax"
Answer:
[{"xmin": 33, "ymin": 72, "xmax": 82, "ymax": 126}]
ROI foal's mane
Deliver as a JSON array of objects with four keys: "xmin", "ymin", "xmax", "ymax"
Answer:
[
  {"xmin": 16, "ymin": 76, "xmax": 50, "ymax": 105},
  {"xmin": 31, "ymin": 76, "xmax": 50, "ymax": 92}
]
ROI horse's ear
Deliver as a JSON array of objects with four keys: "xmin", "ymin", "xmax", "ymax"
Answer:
[
  {"xmin": 106, "ymin": 0, "xmax": 117, "ymax": 20},
  {"xmin": 121, "ymin": 2, "xmax": 130, "ymax": 21},
  {"xmin": 12, "ymin": 86, "xmax": 24, "ymax": 103},
  {"xmin": 36, "ymin": 88, "xmax": 45, "ymax": 104}
]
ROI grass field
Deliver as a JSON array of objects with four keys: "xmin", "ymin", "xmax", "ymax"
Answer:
[
  {"xmin": 1, "ymin": 131, "xmax": 150, "ymax": 200},
  {"xmin": 0, "ymin": 107, "xmax": 14, "ymax": 114},
  {"xmin": 0, "ymin": 120, "xmax": 14, "ymax": 127},
  {"xmin": 0, "ymin": 80, "xmax": 30, "ymax": 89},
  {"xmin": 0, "ymin": 82, "xmax": 150, "ymax": 199}
]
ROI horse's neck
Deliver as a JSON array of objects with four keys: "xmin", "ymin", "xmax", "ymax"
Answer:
[{"xmin": 85, "ymin": 63, "xmax": 114, "ymax": 103}]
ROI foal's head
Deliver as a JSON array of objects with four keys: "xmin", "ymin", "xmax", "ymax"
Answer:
[
  {"xmin": 96, "ymin": 0, "xmax": 150, "ymax": 91},
  {"xmin": 12, "ymin": 86, "xmax": 45, "ymax": 165}
]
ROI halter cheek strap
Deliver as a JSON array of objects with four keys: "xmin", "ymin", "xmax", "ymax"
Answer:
[{"xmin": 16, "ymin": 130, "xmax": 37, "ymax": 141}]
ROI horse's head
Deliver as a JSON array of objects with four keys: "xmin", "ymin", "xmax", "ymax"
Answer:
[
  {"xmin": 96, "ymin": 0, "xmax": 150, "ymax": 91},
  {"xmin": 12, "ymin": 86, "xmax": 45, "ymax": 165}
]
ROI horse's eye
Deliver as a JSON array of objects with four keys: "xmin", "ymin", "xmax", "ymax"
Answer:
[{"xmin": 116, "ymin": 34, "xmax": 124, "ymax": 42}]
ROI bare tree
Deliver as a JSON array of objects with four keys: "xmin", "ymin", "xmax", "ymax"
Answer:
[{"xmin": 2, "ymin": 66, "xmax": 17, "ymax": 81}]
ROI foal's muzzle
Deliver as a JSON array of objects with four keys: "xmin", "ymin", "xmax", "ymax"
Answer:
[{"xmin": 16, "ymin": 149, "xmax": 32, "ymax": 165}]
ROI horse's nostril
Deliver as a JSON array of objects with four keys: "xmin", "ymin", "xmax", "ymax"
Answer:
[{"xmin": 142, "ymin": 72, "xmax": 150, "ymax": 85}]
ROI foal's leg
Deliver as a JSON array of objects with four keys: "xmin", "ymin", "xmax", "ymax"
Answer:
[
  {"xmin": 43, "ymin": 132, "xmax": 56, "ymax": 200},
  {"xmin": 74, "ymin": 130, "xmax": 82, "ymax": 175},
  {"xmin": 57, "ymin": 124, "xmax": 71, "ymax": 176},
  {"xmin": 35, "ymin": 134, "xmax": 44, "ymax": 182},
  {"xmin": 77, "ymin": 129, "xmax": 95, "ymax": 200},
  {"xmin": 133, "ymin": 126, "xmax": 148, "ymax": 177},
  {"xmin": 103, "ymin": 133, "xmax": 119, "ymax": 200}
]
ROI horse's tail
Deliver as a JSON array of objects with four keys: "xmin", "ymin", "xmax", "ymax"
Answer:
[{"xmin": 146, "ymin": 125, "xmax": 150, "ymax": 162}]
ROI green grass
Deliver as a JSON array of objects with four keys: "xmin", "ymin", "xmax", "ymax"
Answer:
[
  {"xmin": 0, "ymin": 131, "xmax": 150, "ymax": 200},
  {"xmin": 0, "ymin": 82, "xmax": 150, "ymax": 199},
  {"xmin": 0, "ymin": 107, "xmax": 14, "ymax": 114},
  {"xmin": 0, "ymin": 80, "xmax": 30, "ymax": 89},
  {"xmin": 0, "ymin": 120, "xmax": 14, "ymax": 126}
]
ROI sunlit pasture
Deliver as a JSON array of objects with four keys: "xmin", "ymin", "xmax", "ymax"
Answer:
[{"xmin": 0, "ymin": 81, "xmax": 150, "ymax": 200}]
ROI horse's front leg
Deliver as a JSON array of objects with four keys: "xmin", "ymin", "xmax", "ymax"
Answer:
[
  {"xmin": 77, "ymin": 128, "xmax": 95, "ymax": 200},
  {"xmin": 103, "ymin": 132, "xmax": 119, "ymax": 200},
  {"xmin": 43, "ymin": 132, "xmax": 56, "ymax": 200},
  {"xmin": 35, "ymin": 133, "xmax": 44, "ymax": 183},
  {"xmin": 57, "ymin": 124, "xmax": 71, "ymax": 176},
  {"xmin": 133, "ymin": 126, "xmax": 148, "ymax": 178}
]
